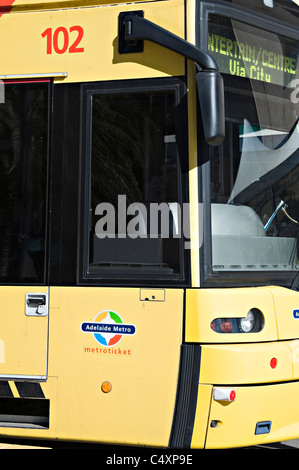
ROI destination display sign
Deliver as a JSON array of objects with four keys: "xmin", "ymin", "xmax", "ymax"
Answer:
[{"xmin": 208, "ymin": 16, "xmax": 298, "ymax": 86}]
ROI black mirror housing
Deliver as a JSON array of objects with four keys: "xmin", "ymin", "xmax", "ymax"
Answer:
[{"xmin": 196, "ymin": 70, "xmax": 225, "ymax": 146}]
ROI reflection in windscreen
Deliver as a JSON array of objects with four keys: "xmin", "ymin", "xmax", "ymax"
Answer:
[{"xmin": 208, "ymin": 15, "xmax": 299, "ymax": 271}]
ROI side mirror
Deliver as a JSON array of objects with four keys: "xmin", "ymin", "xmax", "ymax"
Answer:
[
  {"xmin": 118, "ymin": 12, "xmax": 226, "ymax": 146},
  {"xmin": 196, "ymin": 70, "xmax": 225, "ymax": 146}
]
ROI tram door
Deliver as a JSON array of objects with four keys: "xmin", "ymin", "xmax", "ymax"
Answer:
[
  {"xmin": 0, "ymin": 80, "xmax": 49, "ymax": 380},
  {"xmin": 49, "ymin": 81, "xmax": 187, "ymax": 444}
]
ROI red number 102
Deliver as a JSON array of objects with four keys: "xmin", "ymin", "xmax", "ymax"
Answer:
[{"xmin": 41, "ymin": 26, "xmax": 84, "ymax": 54}]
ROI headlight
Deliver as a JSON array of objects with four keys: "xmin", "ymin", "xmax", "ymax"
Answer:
[
  {"xmin": 210, "ymin": 308, "xmax": 264, "ymax": 333},
  {"xmin": 240, "ymin": 310, "xmax": 255, "ymax": 333}
]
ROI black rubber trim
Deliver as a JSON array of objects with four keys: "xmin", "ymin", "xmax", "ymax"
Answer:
[{"xmin": 169, "ymin": 344, "xmax": 201, "ymax": 448}]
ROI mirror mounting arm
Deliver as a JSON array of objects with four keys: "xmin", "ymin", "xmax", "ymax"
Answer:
[
  {"xmin": 118, "ymin": 12, "xmax": 225, "ymax": 146},
  {"xmin": 119, "ymin": 12, "xmax": 219, "ymax": 72}
]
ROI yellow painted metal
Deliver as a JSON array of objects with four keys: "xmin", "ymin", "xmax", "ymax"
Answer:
[
  {"xmin": 0, "ymin": 286, "xmax": 183, "ymax": 444},
  {"xmin": 1, "ymin": 0, "xmax": 299, "ymax": 450},
  {"xmin": 139, "ymin": 288, "xmax": 165, "ymax": 302},
  {"xmin": 8, "ymin": 381, "xmax": 20, "ymax": 398},
  {"xmin": 186, "ymin": 0, "xmax": 200, "ymax": 287},
  {"xmin": 0, "ymin": 0, "xmax": 185, "ymax": 84},
  {"xmin": 267, "ymin": 286, "xmax": 299, "ymax": 340},
  {"xmin": 187, "ymin": 63, "xmax": 200, "ymax": 288},
  {"xmin": 199, "ymin": 342, "xmax": 293, "ymax": 385},
  {"xmin": 187, "ymin": 286, "xmax": 299, "ymax": 447},
  {"xmin": 185, "ymin": 287, "xmax": 279, "ymax": 343},
  {"xmin": 0, "ymin": 0, "xmax": 186, "ymax": 446},
  {"xmin": 8, "ymin": 0, "xmax": 159, "ymax": 11},
  {"xmin": 190, "ymin": 384, "xmax": 212, "ymax": 449},
  {"xmin": 185, "ymin": 285, "xmax": 299, "ymax": 343},
  {"xmin": 205, "ymin": 381, "xmax": 299, "ymax": 448},
  {"xmin": 0, "ymin": 286, "xmax": 48, "ymax": 378},
  {"xmin": 49, "ymin": 286, "xmax": 183, "ymax": 445},
  {"xmin": 288, "ymin": 339, "xmax": 299, "ymax": 379}
]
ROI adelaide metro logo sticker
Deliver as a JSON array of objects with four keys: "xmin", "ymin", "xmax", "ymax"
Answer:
[{"xmin": 81, "ymin": 310, "xmax": 136, "ymax": 347}]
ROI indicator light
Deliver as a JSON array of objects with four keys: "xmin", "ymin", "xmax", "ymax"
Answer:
[
  {"xmin": 210, "ymin": 308, "xmax": 264, "ymax": 333},
  {"xmin": 270, "ymin": 358, "xmax": 278, "ymax": 369},
  {"xmin": 220, "ymin": 318, "xmax": 233, "ymax": 333},
  {"xmin": 101, "ymin": 381, "xmax": 112, "ymax": 393}
]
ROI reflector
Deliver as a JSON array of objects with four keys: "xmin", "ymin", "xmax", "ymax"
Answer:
[
  {"xmin": 270, "ymin": 358, "xmax": 278, "ymax": 369},
  {"xmin": 101, "ymin": 381, "xmax": 112, "ymax": 393},
  {"xmin": 213, "ymin": 387, "xmax": 236, "ymax": 402}
]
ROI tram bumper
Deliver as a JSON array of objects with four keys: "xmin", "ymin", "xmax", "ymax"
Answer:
[
  {"xmin": 185, "ymin": 286, "xmax": 299, "ymax": 447},
  {"xmin": 192, "ymin": 341, "xmax": 299, "ymax": 448},
  {"xmin": 203, "ymin": 380, "xmax": 299, "ymax": 449}
]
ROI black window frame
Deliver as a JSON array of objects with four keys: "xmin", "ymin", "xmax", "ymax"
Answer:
[
  {"xmin": 48, "ymin": 82, "xmax": 81, "ymax": 287},
  {"xmin": 197, "ymin": 0, "xmax": 299, "ymax": 289},
  {"xmin": 78, "ymin": 77, "xmax": 190, "ymax": 287}
]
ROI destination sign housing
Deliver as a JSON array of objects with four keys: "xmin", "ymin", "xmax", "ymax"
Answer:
[{"xmin": 208, "ymin": 15, "xmax": 298, "ymax": 86}]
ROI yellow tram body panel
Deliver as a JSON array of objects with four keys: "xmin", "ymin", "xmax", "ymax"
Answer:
[
  {"xmin": 192, "ymin": 381, "xmax": 299, "ymax": 449},
  {"xmin": 0, "ymin": 287, "xmax": 48, "ymax": 379},
  {"xmin": 0, "ymin": 287, "xmax": 184, "ymax": 446},
  {"xmin": 52, "ymin": 287, "xmax": 183, "ymax": 445},
  {"xmin": 0, "ymin": 0, "xmax": 298, "ymax": 451},
  {"xmin": 186, "ymin": 286, "xmax": 299, "ymax": 343},
  {"xmin": 188, "ymin": 286, "xmax": 299, "ymax": 448},
  {"xmin": 0, "ymin": 0, "xmax": 185, "ymax": 83}
]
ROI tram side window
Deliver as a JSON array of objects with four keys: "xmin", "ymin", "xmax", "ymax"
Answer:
[
  {"xmin": 83, "ymin": 85, "xmax": 184, "ymax": 281},
  {"xmin": 0, "ymin": 82, "xmax": 49, "ymax": 283}
]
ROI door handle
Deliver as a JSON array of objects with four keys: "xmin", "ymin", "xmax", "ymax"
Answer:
[{"xmin": 25, "ymin": 293, "xmax": 48, "ymax": 316}]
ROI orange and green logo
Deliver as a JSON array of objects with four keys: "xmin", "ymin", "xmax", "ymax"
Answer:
[{"xmin": 81, "ymin": 310, "xmax": 136, "ymax": 347}]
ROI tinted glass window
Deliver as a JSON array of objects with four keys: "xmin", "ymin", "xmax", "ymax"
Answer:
[
  {"xmin": 83, "ymin": 85, "xmax": 185, "ymax": 281},
  {"xmin": 0, "ymin": 81, "xmax": 49, "ymax": 283},
  {"xmin": 208, "ymin": 15, "xmax": 299, "ymax": 273}
]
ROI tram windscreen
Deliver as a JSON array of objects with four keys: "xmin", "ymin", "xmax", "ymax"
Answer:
[{"xmin": 208, "ymin": 15, "xmax": 299, "ymax": 272}]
